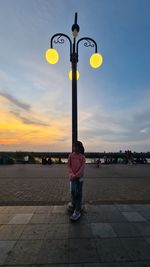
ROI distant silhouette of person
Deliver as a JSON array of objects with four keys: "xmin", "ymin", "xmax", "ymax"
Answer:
[
  {"xmin": 96, "ymin": 159, "xmax": 101, "ymax": 168},
  {"xmin": 48, "ymin": 157, "xmax": 52, "ymax": 165},
  {"xmin": 125, "ymin": 150, "xmax": 134, "ymax": 164},
  {"xmin": 58, "ymin": 157, "xmax": 62, "ymax": 164},
  {"xmin": 24, "ymin": 155, "xmax": 29, "ymax": 163},
  {"xmin": 42, "ymin": 157, "xmax": 47, "ymax": 165}
]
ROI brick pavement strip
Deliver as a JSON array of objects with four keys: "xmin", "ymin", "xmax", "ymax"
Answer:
[{"xmin": 0, "ymin": 164, "xmax": 150, "ymax": 205}]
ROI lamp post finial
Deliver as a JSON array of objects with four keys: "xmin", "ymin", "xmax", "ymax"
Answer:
[
  {"xmin": 75, "ymin": 12, "xmax": 78, "ymax": 24},
  {"xmin": 72, "ymin": 12, "xmax": 80, "ymax": 36}
]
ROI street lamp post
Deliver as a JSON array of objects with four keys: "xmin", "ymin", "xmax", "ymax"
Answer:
[{"xmin": 46, "ymin": 13, "xmax": 103, "ymax": 151}]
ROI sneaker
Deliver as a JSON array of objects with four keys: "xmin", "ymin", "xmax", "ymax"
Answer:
[{"xmin": 70, "ymin": 210, "xmax": 81, "ymax": 221}]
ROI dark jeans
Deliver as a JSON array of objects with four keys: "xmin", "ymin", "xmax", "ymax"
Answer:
[{"xmin": 71, "ymin": 180, "xmax": 83, "ymax": 212}]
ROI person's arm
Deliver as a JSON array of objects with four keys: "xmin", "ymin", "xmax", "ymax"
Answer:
[
  {"xmin": 73, "ymin": 156, "xmax": 85, "ymax": 178},
  {"xmin": 68, "ymin": 154, "xmax": 75, "ymax": 180}
]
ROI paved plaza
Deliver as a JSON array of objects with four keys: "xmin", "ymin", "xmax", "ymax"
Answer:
[
  {"xmin": 0, "ymin": 164, "xmax": 150, "ymax": 266},
  {"xmin": 0, "ymin": 204, "xmax": 150, "ymax": 266},
  {"xmin": 0, "ymin": 164, "xmax": 150, "ymax": 205}
]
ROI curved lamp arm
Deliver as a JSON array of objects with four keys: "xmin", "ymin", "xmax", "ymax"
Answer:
[
  {"xmin": 50, "ymin": 33, "xmax": 72, "ymax": 57},
  {"xmin": 76, "ymin": 37, "xmax": 98, "ymax": 56}
]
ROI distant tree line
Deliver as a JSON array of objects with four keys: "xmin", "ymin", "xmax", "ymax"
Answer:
[{"xmin": 0, "ymin": 151, "xmax": 150, "ymax": 159}]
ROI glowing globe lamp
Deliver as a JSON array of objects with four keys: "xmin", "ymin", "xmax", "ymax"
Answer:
[
  {"xmin": 69, "ymin": 70, "xmax": 80, "ymax": 80},
  {"xmin": 90, "ymin": 53, "xmax": 103, "ymax": 68},
  {"xmin": 45, "ymin": 48, "xmax": 59, "ymax": 64}
]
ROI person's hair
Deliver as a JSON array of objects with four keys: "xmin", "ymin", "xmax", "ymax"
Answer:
[{"xmin": 73, "ymin": 141, "xmax": 85, "ymax": 155}]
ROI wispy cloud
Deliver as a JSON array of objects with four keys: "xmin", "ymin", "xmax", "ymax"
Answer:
[
  {"xmin": 79, "ymin": 104, "xmax": 150, "ymax": 147},
  {"xmin": 11, "ymin": 110, "xmax": 49, "ymax": 127},
  {"xmin": 0, "ymin": 90, "xmax": 51, "ymax": 127},
  {"xmin": 0, "ymin": 91, "xmax": 30, "ymax": 111}
]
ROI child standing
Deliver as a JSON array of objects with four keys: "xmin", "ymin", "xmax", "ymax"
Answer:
[{"xmin": 68, "ymin": 141, "xmax": 85, "ymax": 221}]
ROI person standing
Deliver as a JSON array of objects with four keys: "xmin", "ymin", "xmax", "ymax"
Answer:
[{"xmin": 68, "ymin": 141, "xmax": 85, "ymax": 221}]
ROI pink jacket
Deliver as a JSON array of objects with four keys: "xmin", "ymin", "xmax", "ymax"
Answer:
[{"xmin": 68, "ymin": 152, "xmax": 86, "ymax": 180}]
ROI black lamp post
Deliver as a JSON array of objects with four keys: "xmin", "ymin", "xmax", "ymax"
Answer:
[{"xmin": 46, "ymin": 13, "xmax": 103, "ymax": 151}]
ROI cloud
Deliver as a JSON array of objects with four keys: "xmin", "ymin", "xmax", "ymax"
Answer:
[
  {"xmin": 0, "ymin": 90, "xmax": 50, "ymax": 127},
  {"xmin": 140, "ymin": 128, "xmax": 148, "ymax": 134},
  {"xmin": 79, "ymin": 105, "xmax": 150, "ymax": 147},
  {"xmin": 0, "ymin": 91, "xmax": 30, "ymax": 111},
  {"xmin": 11, "ymin": 110, "xmax": 49, "ymax": 127},
  {"xmin": 79, "ymin": 109, "xmax": 127, "ymax": 138}
]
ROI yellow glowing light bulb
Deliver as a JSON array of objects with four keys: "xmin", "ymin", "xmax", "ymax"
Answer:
[
  {"xmin": 45, "ymin": 48, "xmax": 59, "ymax": 64},
  {"xmin": 69, "ymin": 70, "xmax": 80, "ymax": 80},
  {"xmin": 90, "ymin": 53, "xmax": 103, "ymax": 68}
]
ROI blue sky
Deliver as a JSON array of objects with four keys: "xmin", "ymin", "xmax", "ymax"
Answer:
[{"xmin": 0, "ymin": 0, "xmax": 150, "ymax": 152}]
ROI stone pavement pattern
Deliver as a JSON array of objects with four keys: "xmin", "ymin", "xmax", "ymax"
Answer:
[
  {"xmin": 0, "ymin": 204, "xmax": 150, "ymax": 266},
  {"xmin": 0, "ymin": 164, "xmax": 150, "ymax": 204}
]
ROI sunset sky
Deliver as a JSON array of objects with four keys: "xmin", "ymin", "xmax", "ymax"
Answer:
[{"xmin": 0, "ymin": 0, "xmax": 150, "ymax": 152}]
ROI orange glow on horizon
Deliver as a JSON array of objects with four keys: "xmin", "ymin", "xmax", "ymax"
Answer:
[
  {"xmin": 1, "ymin": 139, "xmax": 16, "ymax": 145},
  {"xmin": 0, "ymin": 107, "xmax": 70, "ymax": 148}
]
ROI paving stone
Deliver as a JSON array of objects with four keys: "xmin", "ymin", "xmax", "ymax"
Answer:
[
  {"xmin": 37, "ymin": 239, "xmax": 69, "ymax": 264},
  {"xmin": 69, "ymin": 238, "xmax": 99, "ymax": 263},
  {"xmin": 87, "ymin": 212, "xmax": 106, "ymax": 223},
  {"xmin": 20, "ymin": 224, "xmax": 48, "ymax": 240},
  {"xmin": 99, "ymin": 205, "xmax": 119, "ymax": 211},
  {"xmin": 144, "ymin": 236, "xmax": 150, "ymax": 245},
  {"xmin": 82, "ymin": 264, "xmax": 103, "ymax": 267},
  {"xmin": 120, "ymin": 237, "xmax": 150, "ymax": 261},
  {"xmin": 86, "ymin": 205, "xmax": 106, "ymax": 213},
  {"xmin": 35, "ymin": 206, "xmax": 53, "ymax": 213},
  {"xmin": 69, "ymin": 223, "xmax": 93, "ymax": 239},
  {"xmin": 110, "ymin": 222, "xmax": 142, "ymax": 237},
  {"xmin": 2, "ymin": 265, "xmax": 39, "ymax": 267},
  {"xmin": 0, "ymin": 206, "xmax": 5, "ymax": 213},
  {"xmin": 4, "ymin": 240, "xmax": 43, "ymax": 265},
  {"xmin": 17, "ymin": 206, "xmax": 36, "ymax": 213},
  {"xmin": 0, "ymin": 213, "xmax": 15, "ymax": 224},
  {"xmin": 122, "ymin": 212, "xmax": 146, "ymax": 222},
  {"xmin": 103, "ymin": 209, "xmax": 127, "ymax": 222},
  {"xmin": 100, "ymin": 263, "xmax": 134, "ymax": 267},
  {"xmin": 140, "ymin": 211, "xmax": 150, "ymax": 221},
  {"xmin": 1, "ymin": 265, "xmax": 33, "ymax": 267},
  {"xmin": 0, "ymin": 206, "xmax": 18, "ymax": 213},
  {"xmin": 0, "ymin": 206, "xmax": 35, "ymax": 214},
  {"xmin": 48, "ymin": 213, "xmax": 70, "ymax": 224},
  {"xmin": 132, "ymin": 262, "xmax": 150, "ymax": 267},
  {"xmin": 29, "ymin": 213, "xmax": 50, "ymax": 224},
  {"xmin": 8, "ymin": 213, "xmax": 33, "ymax": 224},
  {"xmin": 131, "ymin": 204, "xmax": 150, "ymax": 212},
  {"xmin": 5, "ymin": 265, "xmax": 70, "ymax": 267},
  {"xmin": 52, "ymin": 205, "xmax": 67, "ymax": 213},
  {"xmin": 0, "ymin": 265, "xmax": 82, "ymax": 267},
  {"xmin": 0, "ymin": 240, "xmax": 16, "ymax": 265},
  {"xmin": 45, "ymin": 223, "xmax": 69, "ymax": 239},
  {"xmin": 115, "ymin": 204, "xmax": 134, "ymax": 212},
  {"xmin": 91, "ymin": 223, "xmax": 117, "ymax": 238},
  {"xmin": 80, "ymin": 213, "xmax": 89, "ymax": 223},
  {"xmin": 99, "ymin": 205, "xmax": 128, "ymax": 217},
  {"xmin": 95, "ymin": 238, "xmax": 130, "ymax": 262},
  {"xmin": 0, "ymin": 224, "xmax": 25, "ymax": 240},
  {"xmin": 134, "ymin": 222, "xmax": 150, "ymax": 236}
]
